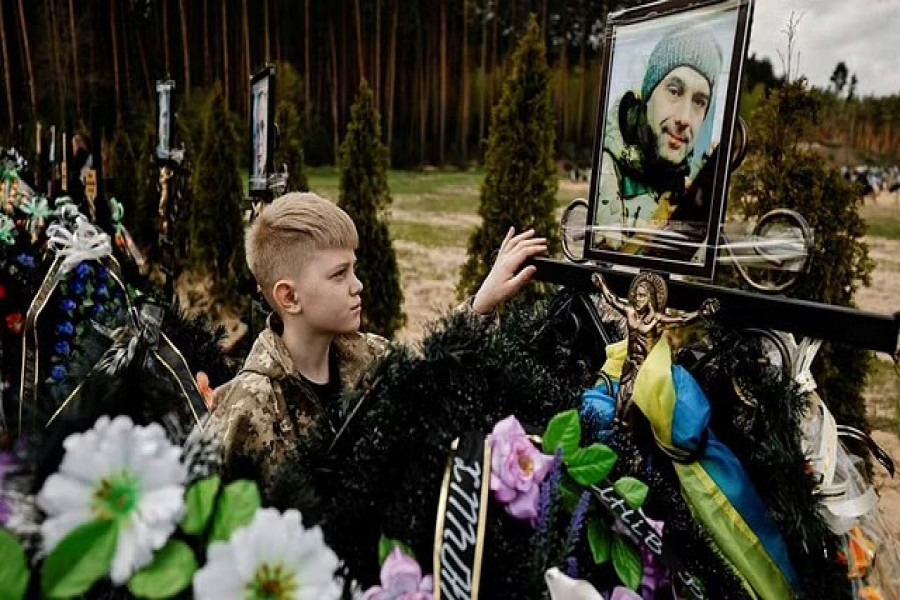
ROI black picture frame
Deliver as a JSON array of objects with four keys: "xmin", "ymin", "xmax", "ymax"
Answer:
[
  {"xmin": 249, "ymin": 64, "xmax": 277, "ymax": 196},
  {"xmin": 584, "ymin": 0, "xmax": 754, "ymax": 280},
  {"xmin": 156, "ymin": 80, "xmax": 175, "ymax": 161}
]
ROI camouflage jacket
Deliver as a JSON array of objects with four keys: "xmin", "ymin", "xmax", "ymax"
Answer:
[{"xmin": 194, "ymin": 318, "xmax": 388, "ymax": 493}]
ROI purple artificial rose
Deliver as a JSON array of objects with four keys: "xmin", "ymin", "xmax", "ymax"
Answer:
[
  {"xmin": 613, "ymin": 516, "xmax": 668, "ymax": 599},
  {"xmin": 490, "ymin": 415, "xmax": 554, "ymax": 525},
  {"xmin": 361, "ymin": 548, "xmax": 434, "ymax": 600},
  {"xmin": 609, "ymin": 587, "xmax": 642, "ymax": 600}
]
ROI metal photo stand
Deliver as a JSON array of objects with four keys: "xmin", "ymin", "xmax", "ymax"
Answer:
[{"xmin": 155, "ymin": 79, "xmax": 188, "ymax": 305}]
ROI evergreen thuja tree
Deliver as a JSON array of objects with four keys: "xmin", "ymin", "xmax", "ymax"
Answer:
[
  {"xmin": 458, "ymin": 15, "xmax": 560, "ymax": 301},
  {"xmin": 274, "ymin": 61, "xmax": 309, "ymax": 192},
  {"xmin": 133, "ymin": 112, "xmax": 160, "ymax": 250},
  {"xmin": 338, "ymin": 80, "xmax": 404, "ymax": 338},
  {"xmin": 190, "ymin": 83, "xmax": 246, "ymax": 290},
  {"xmin": 274, "ymin": 100, "xmax": 309, "ymax": 192},
  {"xmin": 109, "ymin": 121, "xmax": 137, "ymax": 230},
  {"xmin": 729, "ymin": 80, "xmax": 874, "ymax": 434}
]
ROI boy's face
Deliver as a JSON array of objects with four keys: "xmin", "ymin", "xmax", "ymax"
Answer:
[{"xmin": 292, "ymin": 247, "xmax": 363, "ymax": 335}]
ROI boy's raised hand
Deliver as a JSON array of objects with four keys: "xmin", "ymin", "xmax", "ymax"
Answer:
[{"xmin": 472, "ymin": 227, "xmax": 548, "ymax": 315}]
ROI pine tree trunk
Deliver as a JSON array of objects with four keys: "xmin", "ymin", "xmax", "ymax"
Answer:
[
  {"xmin": 0, "ymin": 2, "xmax": 14, "ymax": 130},
  {"xmin": 203, "ymin": 0, "xmax": 210, "ymax": 84},
  {"xmin": 68, "ymin": 0, "xmax": 81, "ymax": 115},
  {"xmin": 111, "ymin": 0, "xmax": 122, "ymax": 121},
  {"xmin": 135, "ymin": 15, "xmax": 152, "ymax": 99},
  {"xmin": 179, "ymin": 0, "xmax": 190, "ymax": 95},
  {"xmin": 16, "ymin": 0, "xmax": 36, "ymax": 112},
  {"xmin": 386, "ymin": 0, "xmax": 398, "ymax": 150},
  {"xmin": 162, "ymin": 0, "xmax": 170, "ymax": 74},
  {"xmin": 577, "ymin": 12, "xmax": 588, "ymax": 143},
  {"xmin": 274, "ymin": 0, "xmax": 281, "ymax": 64},
  {"xmin": 559, "ymin": 11, "xmax": 569, "ymax": 142},
  {"xmin": 264, "ymin": 0, "xmax": 270, "ymax": 62},
  {"xmin": 329, "ymin": 23, "xmax": 340, "ymax": 165},
  {"xmin": 489, "ymin": 3, "xmax": 498, "ymax": 112},
  {"xmin": 479, "ymin": 3, "xmax": 487, "ymax": 144},
  {"xmin": 461, "ymin": 0, "xmax": 469, "ymax": 163},
  {"xmin": 375, "ymin": 0, "xmax": 381, "ymax": 109},
  {"xmin": 242, "ymin": 0, "xmax": 250, "ymax": 110},
  {"xmin": 354, "ymin": 0, "xmax": 365, "ymax": 79},
  {"xmin": 418, "ymin": 31, "xmax": 428, "ymax": 165},
  {"xmin": 304, "ymin": 0, "xmax": 311, "ymax": 119},
  {"xmin": 47, "ymin": 0, "xmax": 66, "ymax": 120},
  {"xmin": 222, "ymin": 2, "xmax": 230, "ymax": 108},
  {"xmin": 121, "ymin": 2, "xmax": 133, "ymax": 104},
  {"xmin": 439, "ymin": 0, "xmax": 447, "ymax": 164}
]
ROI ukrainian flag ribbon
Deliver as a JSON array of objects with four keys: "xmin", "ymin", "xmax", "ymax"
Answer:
[{"xmin": 603, "ymin": 339, "xmax": 799, "ymax": 600}]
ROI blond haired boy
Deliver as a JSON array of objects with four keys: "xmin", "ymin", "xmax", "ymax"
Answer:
[{"xmin": 198, "ymin": 192, "xmax": 546, "ymax": 491}]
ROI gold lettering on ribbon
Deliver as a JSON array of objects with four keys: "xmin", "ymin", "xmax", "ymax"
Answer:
[{"xmin": 19, "ymin": 256, "xmax": 64, "ymax": 434}]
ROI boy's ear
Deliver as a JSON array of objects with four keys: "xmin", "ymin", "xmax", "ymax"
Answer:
[{"xmin": 272, "ymin": 280, "xmax": 301, "ymax": 314}]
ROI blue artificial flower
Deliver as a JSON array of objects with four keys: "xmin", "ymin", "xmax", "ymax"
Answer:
[
  {"xmin": 74, "ymin": 262, "xmax": 92, "ymax": 280},
  {"xmin": 59, "ymin": 298, "xmax": 77, "ymax": 313},
  {"xmin": 15, "ymin": 254, "xmax": 35, "ymax": 269},
  {"xmin": 95, "ymin": 285, "xmax": 109, "ymax": 298},
  {"xmin": 97, "ymin": 266, "xmax": 109, "ymax": 280},
  {"xmin": 92, "ymin": 304, "xmax": 105, "ymax": 317},
  {"xmin": 50, "ymin": 365, "xmax": 67, "ymax": 382},
  {"xmin": 56, "ymin": 322, "xmax": 74, "ymax": 337},
  {"xmin": 54, "ymin": 341, "xmax": 71, "ymax": 356},
  {"xmin": 71, "ymin": 280, "xmax": 86, "ymax": 296}
]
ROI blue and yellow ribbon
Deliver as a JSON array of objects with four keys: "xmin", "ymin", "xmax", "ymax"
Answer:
[{"xmin": 603, "ymin": 339, "xmax": 799, "ymax": 600}]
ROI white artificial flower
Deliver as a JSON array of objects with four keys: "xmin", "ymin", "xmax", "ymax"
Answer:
[
  {"xmin": 37, "ymin": 415, "xmax": 187, "ymax": 584},
  {"xmin": 194, "ymin": 508, "xmax": 342, "ymax": 600}
]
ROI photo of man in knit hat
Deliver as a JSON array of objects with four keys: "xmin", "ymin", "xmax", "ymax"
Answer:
[{"xmin": 586, "ymin": 0, "xmax": 752, "ymax": 277}]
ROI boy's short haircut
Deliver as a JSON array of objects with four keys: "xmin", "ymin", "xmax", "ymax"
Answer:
[{"xmin": 245, "ymin": 192, "xmax": 358, "ymax": 309}]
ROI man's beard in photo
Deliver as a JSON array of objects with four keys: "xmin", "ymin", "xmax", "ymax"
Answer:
[{"xmin": 619, "ymin": 90, "xmax": 690, "ymax": 196}]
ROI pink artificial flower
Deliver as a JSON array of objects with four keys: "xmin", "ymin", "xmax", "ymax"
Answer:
[
  {"xmin": 610, "ymin": 587, "xmax": 642, "ymax": 600},
  {"xmin": 613, "ymin": 516, "xmax": 668, "ymax": 599},
  {"xmin": 361, "ymin": 548, "xmax": 434, "ymax": 600},
  {"xmin": 490, "ymin": 415, "xmax": 554, "ymax": 525}
]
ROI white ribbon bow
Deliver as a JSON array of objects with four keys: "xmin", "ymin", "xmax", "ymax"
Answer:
[{"xmin": 46, "ymin": 216, "xmax": 112, "ymax": 275}]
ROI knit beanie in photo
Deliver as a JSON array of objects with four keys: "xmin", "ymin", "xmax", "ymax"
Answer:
[{"xmin": 641, "ymin": 26, "xmax": 724, "ymax": 100}]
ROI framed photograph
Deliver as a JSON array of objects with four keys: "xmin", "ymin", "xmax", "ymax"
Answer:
[
  {"xmin": 249, "ymin": 65, "xmax": 277, "ymax": 196},
  {"xmin": 584, "ymin": 0, "xmax": 754, "ymax": 279},
  {"xmin": 156, "ymin": 80, "xmax": 175, "ymax": 161}
]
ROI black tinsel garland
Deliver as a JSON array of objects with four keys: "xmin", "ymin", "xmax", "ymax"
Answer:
[
  {"xmin": 689, "ymin": 327, "xmax": 851, "ymax": 600},
  {"xmin": 269, "ymin": 298, "xmax": 596, "ymax": 599},
  {"xmin": 580, "ymin": 413, "xmax": 754, "ymax": 600}
]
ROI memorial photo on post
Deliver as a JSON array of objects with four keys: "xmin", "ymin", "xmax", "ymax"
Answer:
[
  {"xmin": 249, "ymin": 66, "xmax": 276, "ymax": 195},
  {"xmin": 156, "ymin": 80, "xmax": 174, "ymax": 161},
  {"xmin": 585, "ymin": 0, "xmax": 753, "ymax": 279}
]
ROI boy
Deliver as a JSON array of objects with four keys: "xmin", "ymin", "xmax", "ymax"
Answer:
[{"xmin": 198, "ymin": 192, "xmax": 546, "ymax": 491}]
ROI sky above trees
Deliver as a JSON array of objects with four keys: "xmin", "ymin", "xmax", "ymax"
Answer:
[{"xmin": 750, "ymin": 0, "xmax": 899, "ymax": 96}]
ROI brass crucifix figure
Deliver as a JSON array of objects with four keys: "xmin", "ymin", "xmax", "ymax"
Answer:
[{"xmin": 592, "ymin": 272, "xmax": 719, "ymax": 421}]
